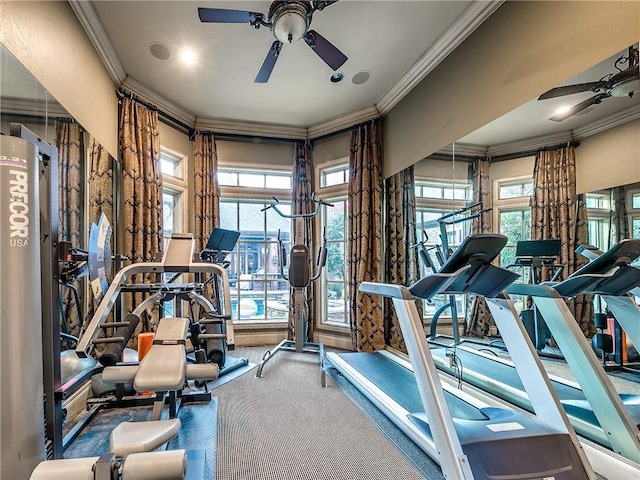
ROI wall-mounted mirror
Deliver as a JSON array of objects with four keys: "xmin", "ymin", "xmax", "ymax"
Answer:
[{"xmin": 1, "ymin": 43, "xmax": 115, "ymax": 346}]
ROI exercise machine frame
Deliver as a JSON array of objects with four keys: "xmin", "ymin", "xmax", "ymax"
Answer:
[{"xmin": 255, "ymin": 195, "xmax": 330, "ymax": 386}]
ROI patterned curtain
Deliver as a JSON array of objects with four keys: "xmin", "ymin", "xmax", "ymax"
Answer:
[
  {"xmin": 532, "ymin": 145, "xmax": 593, "ymax": 336},
  {"xmin": 56, "ymin": 119, "xmax": 83, "ymax": 339},
  {"xmin": 88, "ymin": 136, "xmax": 114, "ymax": 226},
  {"xmin": 612, "ymin": 186, "xmax": 629, "ymax": 242},
  {"xmin": 193, "ymin": 132, "xmax": 220, "ymax": 252},
  {"xmin": 466, "ymin": 158, "xmax": 494, "ymax": 337},
  {"xmin": 119, "ymin": 97, "xmax": 163, "ymax": 341},
  {"xmin": 384, "ymin": 166, "xmax": 421, "ymax": 352},
  {"xmin": 348, "ymin": 120, "xmax": 384, "ymax": 352},
  {"xmin": 290, "ymin": 141, "xmax": 315, "ymax": 341}
]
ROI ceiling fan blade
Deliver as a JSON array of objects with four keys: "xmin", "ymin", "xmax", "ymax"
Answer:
[
  {"xmin": 198, "ymin": 8, "xmax": 262, "ymax": 24},
  {"xmin": 314, "ymin": 1, "xmax": 340, "ymax": 11},
  {"xmin": 255, "ymin": 41, "xmax": 283, "ymax": 83},
  {"xmin": 549, "ymin": 93, "xmax": 608, "ymax": 122},
  {"xmin": 538, "ymin": 81, "xmax": 606, "ymax": 100},
  {"xmin": 303, "ymin": 30, "xmax": 347, "ymax": 70}
]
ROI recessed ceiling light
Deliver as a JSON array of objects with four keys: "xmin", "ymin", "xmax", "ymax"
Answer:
[
  {"xmin": 553, "ymin": 105, "xmax": 572, "ymax": 117},
  {"xmin": 352, "ymin": 71, "xmax": 370, "ymax": 85},
  {"xmin": 149, "ymin": 42, "xmax": 170, "ymax": 61},
  {"xmin": 330, "ymin": 72, "xmax": 344, "ymax": 83},
  {"xmin": 180, "ymin": 48, "xmax": 198, "ymax": 66}
]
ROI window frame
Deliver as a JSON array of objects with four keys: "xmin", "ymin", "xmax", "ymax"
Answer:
[
  {"xmin": 315, "ymin": 157, "xmax": 350, "ymax": 332},
  {"xmin": 218, "ymin": 165, "xmax": 294, "ymax": 326},
  {"xmin": 160, "ymin": 147, "xmax": 188, "ymax": 240}
]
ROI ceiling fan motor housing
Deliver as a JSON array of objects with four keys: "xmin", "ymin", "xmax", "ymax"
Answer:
[{"xmin": 269, "ymin": 1, "xmax": 312, "ymax": 43}]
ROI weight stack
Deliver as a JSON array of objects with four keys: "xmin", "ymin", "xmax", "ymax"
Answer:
[{"xmin": 0, "ymin": 136, "xmax": 45, "ymax": 478}]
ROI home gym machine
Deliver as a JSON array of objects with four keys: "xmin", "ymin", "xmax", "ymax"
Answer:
[
  {"xmin": 255, "ymin": 194, "xmax": 330, "ymax": 386},
  {"xmin": 328, "ymin": 234, "xmax": 595, "ymax": 479},
  {"xmin": 507, "ymin": 239, "xmax": 564, "ymax": 354},
  {"xmin": 578, "ymin": 242, "xmax": 640, "ymax": 373},
  {"xmin": 0, "ymin": 124, "xmax": 63, "ymax": 479},
  {"xmin": 413, "ymin": 201, "xmax": 489, "ymax": 343}
]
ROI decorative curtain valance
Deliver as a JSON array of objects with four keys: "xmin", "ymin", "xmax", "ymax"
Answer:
[
  {"xmin": 119, "ymin": 96, "xmax": 163, "ymax": 340},
  {"xmin": 467, "ymin": 158, "xmax": 493, "ymax": 338},
  {"xmin": 532, "ymin": 145, "xmax": 593, "ymax": 336},
  {"xmin": 193, "ymin": 132, "xmax": 220, "ymax": 252},
  {"xmin": 384, "ymin": 165, "xmax": 421, "ymax": 352},
  {"xmin": 290, "ymin": 141, "xmax": 315, "ymax": 341},
  {"xmin": 348, "ymin": 120, "xmax": 383, "ymax": 352},
  {"xmin": 56, "ymin": 119, "xmax": 83, "ymax": 339}
]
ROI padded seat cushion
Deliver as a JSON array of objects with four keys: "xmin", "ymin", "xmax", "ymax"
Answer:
[{"xmin": 110, "ymin": 418, "xmax": 181, "ymax": 456}]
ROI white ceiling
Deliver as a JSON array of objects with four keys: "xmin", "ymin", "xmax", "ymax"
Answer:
[
  {"xmin": 1, "ymin": 1, "xmax": 638, "ymax": 152},
  {"xmin": 459, "ymin": 46, "xmax": 640, "ymax": 151}
]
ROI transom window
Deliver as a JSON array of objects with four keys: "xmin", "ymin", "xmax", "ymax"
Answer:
[
  {"xmin": 160, "ymin": 148, "xmax": 188, "ymax": 242},
  {"xmin": 415, "ymin": 181, "xmax": 471, "ymax": 201},
  {"xmin": 320, "ymin": 164, "xmax": 349, "ymax": 188},
  {"xmin": 218, "ymin": 167, "xmax": 291, "ymax": 190},
  {"xmin": 498, "ymin": 179, "xmax": 533, "ymax": 200}
]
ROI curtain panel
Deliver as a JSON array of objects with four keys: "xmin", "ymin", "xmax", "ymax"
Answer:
[
  {"xmin": 56, "ymin": 119, "xmax": 83, "ymax": 339},
  {"xmin": 88, "ymin": 137, "xmax": 114, "ymax": 226},
  {"xmin": 467, "ymin": 158, "xmax": 494, "ymax": 337},
  {"xmin": 532, "ymin": 146, "xmax": 593, "ymax": 336},
  {"xmin": 119, "ymin": 97, "xmax": 163, "ymax": 341},
  {"xmin": 348, "ymin": 120, "xmax": 384, "ymax": 352},
  {"xmin": 384, "ymin": 166, "xmax": 421, "ymax": 352},
  {"xmin": 193, "ymin": 132, "xmax": 220, "ymax": 252},
  {"xmin": 290, "ymin": 141, "xmax": 315, "ymax": 341},
  {"xmin": 612, "ymin": 186, "xmax": 629, "ymax": 242}
]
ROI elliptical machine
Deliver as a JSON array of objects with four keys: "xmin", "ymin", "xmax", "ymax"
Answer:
[{"xmin": 255, "ymin": 194, "xmax": 330, "ymax": 386}]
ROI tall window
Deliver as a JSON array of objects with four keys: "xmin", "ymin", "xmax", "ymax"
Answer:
[
  {"xmin": 415, "ymin": 179, "xmax": 472, "ymax": 320},
  {"xmin": 585, "ymin": 191, "xmax": 612, "ymax": 250},
  {"xmin": 161, "ymin": 147, "xmax": 188, "ymax": 241},
  {"xmin": 494, "ymin": 177, "xmax": 533, "ymax": 268},
  {"xmin": 317, "ymin": 160, "xmax": 349, "ymax": 327},
  {"xmin": 629, "ymin": 189, "xmax": 640, "ymax": 240},
  {"xmin": 219, "ymin": 167, "xmax": 293, "ymax": 323}
]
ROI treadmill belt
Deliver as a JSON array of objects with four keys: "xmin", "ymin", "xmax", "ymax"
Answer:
[
  {"xmin": 338, "ymin": 352, "xmax": 486, "ymax": 420},
  {"xmin": 431, "ymin": 347, "xmax": 584, "ymax": 401},
  {"xmin": 430, "ymin": 346, "xmax": 640, "ymax": 426}
]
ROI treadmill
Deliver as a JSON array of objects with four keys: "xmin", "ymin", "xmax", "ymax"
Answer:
[
  {"xmin": 505, "ymin": 239, "xmax": 640, "ymax": 464},
  {"xmin": 427, "ymin": 240, "xmax": 640, "ymax": 455},
  {"xmin": 328, "ymin": 234, "xmax": 595, "ymax": 480}
]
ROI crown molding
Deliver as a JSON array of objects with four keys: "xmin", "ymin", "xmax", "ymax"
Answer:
[
  {"xmin": 0, "ymin": 97, "xmax": 71, "ymax": 118},
  {"xmin": 572, "ymin": 104, "xmax": 640, "ymax": 139},
  {"xmin": 195, "ymin": 117, "xmax": 307, "ymax": 140},
  {"xmin": 376, "ymin": 0, "xmax": 504, "ymax": 115},
  {"xmin": 307, "ymin": 105, "xmax": 379, "ymax": 139},
  {"xmin": 446, "ymin": 105, "xmax": 640, "ymax": 159},
  {"xmin": 68, "ymin": 0, "xmax": 126, "ymax": 84},
  {"xmin": 122, "ymin": 76, "xmax": 196, "ymax": 128}
]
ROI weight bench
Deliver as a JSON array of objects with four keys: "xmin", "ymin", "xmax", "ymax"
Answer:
[{"xmin": 101, "ymin": 317, "xmax": 218, "ymax": 457}]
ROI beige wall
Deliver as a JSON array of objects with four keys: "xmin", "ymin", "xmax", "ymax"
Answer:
[
  {"xmin": 312, "ymin": 133, "xmax": 350, "ymax": 165},
  {"xmin": 383, "ymin": 1, "xmax": 640, "ymax": 178},
  {"xmin": 576, "ymin": 119, "xmax": 640, "ymax": 194},
  {"xmin": 414, "ymin": 157, "xmax": 470, "ymax": 182},
  {"xmin": 0, "ymin": 0, "xmax": 118, "ymax": 157},
  {"xmin": 217, "ymin": 138, "xmax": 294, "ymax": 169}
]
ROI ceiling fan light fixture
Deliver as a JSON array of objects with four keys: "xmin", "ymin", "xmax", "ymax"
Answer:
[
  {"xmin": 609, "ymin": 77, "xmax": 640, "ymax": 97},
  {"xmin": 273, "ymin": 11, "xmax": 308, "ymax": 43}
]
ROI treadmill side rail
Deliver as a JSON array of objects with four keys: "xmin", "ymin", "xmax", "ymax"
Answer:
[
  {"xmin": 390, "ymin": 296, "xmax": 474, "ymax": 480},
  {"xmin": 530, "ymin": 289, "xmax": 640, "ymax": 463}
]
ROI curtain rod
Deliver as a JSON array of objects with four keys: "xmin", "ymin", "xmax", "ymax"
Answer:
[
  {"xmin": 489, "ymin": 140, "xmax": 581, "ymax": 163},
  {"xmin": 310, "ymin": 117, "xmax": 380, "ymax": 144},
  {"xmin": 117, "ymin": 88, "xmax": 194, "ymax": 136}
]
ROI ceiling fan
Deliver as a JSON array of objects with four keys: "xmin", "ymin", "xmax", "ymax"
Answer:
[
  {"xmin": 538, "ymin": 45, "xmax": 639, "ymax": 122},
  {"xmin": 198, "ymin": 1, "xmax": 347, "ymax": 83}
]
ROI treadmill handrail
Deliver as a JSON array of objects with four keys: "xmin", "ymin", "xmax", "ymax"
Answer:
[{"xmin": 76, "ymin": 261, "xmax": 230, "ymax": 357}]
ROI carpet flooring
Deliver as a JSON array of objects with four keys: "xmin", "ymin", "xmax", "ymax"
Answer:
[{"xmin": 213, "ymin": 346, "xmax": 431, "ymax": 479}]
